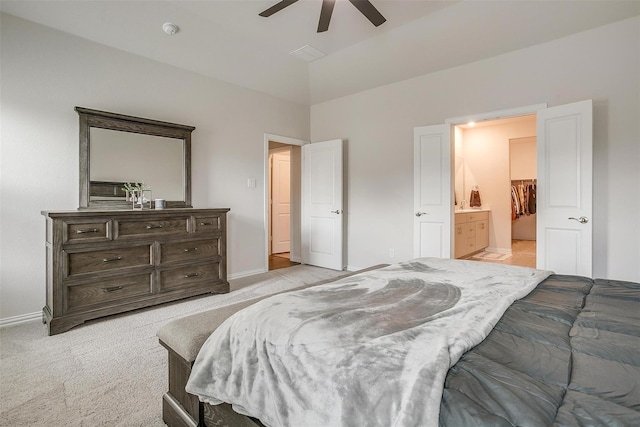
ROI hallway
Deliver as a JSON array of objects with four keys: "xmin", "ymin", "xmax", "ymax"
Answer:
[{"xmin": 269, "ymin": 252, "xmax": 300, "ymax": 271}]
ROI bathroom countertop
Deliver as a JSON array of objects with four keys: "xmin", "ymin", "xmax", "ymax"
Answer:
[{"xmin": 455, "ymin": 208, "xmax": 491, "ymax": 213}]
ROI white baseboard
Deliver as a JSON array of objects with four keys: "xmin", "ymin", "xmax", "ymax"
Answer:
[
  {"xmin": 0, "ymin": 311, "xmax": 41, "ymax": 328},
  {"xmin": 228, "ymin": 268, "xmax": 267, "ymax": 280}
]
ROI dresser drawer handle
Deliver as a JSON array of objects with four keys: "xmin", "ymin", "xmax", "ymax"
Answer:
[
  {"xmin": 102, "ymin": 256, "xmax": 123, "ymax": 263},
  {"xmin": 199, "ymin": 221, "xmax": 214, "ymax": 226},
  {"xmin": 103, "ymin": 286, "xmax": 123, "ymax": 293},
  {"xmin": 76, "ymin": 228, "xmax": 99, "ymax": 234},
  {"xmin": 183, "ymin": 273, "xmax": 199, "ymax": 278},
  {"xmin": 183, "ymin": 247, "xmax": 198, "ymax": 253},
  {"xmin": 145, "ymin": 224, "xmax": 163, "ymax": 230}
]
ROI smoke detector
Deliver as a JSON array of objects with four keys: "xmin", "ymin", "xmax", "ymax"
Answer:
[{"xmin": 162, "ymin": 23, "xmax": 179, "ymax": 35}]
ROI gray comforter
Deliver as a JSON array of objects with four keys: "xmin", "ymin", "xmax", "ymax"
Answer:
[
  {"xmin": 186, "ymin": 258, "xmax": 551, "ymax": 427},
  {"xmin": 441, "ymin": 275, "xmax": 640, "ymax": 426}
]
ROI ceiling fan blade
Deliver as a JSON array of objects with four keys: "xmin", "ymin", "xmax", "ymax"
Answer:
[
  {"xmin": 259, "ymin": 0, "xmax": 300, "ymax": 18},
  {"xmin": 317, "ymin": 0, "xmax": 336, "ymax": 33},
  {"xmin": 348, "ymin": 0, "xmax": 386, "ymax": 27}
]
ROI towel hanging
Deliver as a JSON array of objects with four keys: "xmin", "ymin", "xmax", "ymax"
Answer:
[{"xmin": 469, "ymin": 186, "xmax": 482, "ymax": 208}]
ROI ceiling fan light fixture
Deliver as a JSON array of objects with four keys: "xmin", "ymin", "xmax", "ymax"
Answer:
[{"xmin": 162, "ymin": 22, "xmax": 179, "ymax": 36}]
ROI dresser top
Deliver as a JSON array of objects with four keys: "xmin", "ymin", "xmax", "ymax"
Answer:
[{"xmin": 42, "ymin": 208, "xmax": 230, "ymax": 218}]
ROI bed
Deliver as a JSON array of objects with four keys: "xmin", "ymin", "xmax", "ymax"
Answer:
[{"xmin": 157, "ymin": 258, "xmax": 640, "ymax": 427}]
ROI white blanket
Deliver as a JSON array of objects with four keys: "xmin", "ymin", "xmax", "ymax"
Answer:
[{"xmin": 186, "ymin": 258, "xmax": 551, "ymax": 427}]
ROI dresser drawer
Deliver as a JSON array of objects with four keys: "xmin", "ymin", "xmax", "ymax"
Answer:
[
  {"xmin": 159, "ymin": 261, "xmax": 222, "ymax": 292},
  {"xmin": 116, "ymin": 217, "xmax": 189, "ymax": 238},
  {"xmin": 66, "ymin": 245, "xmax": 152, "ymax": 276},
  {"xmin": 194, "ymin": 215, "xmax": 222, "ymax": 233},
  {"xmin": 63, "ymin": 219, "xmax": 110, "ymax": 244},
  {"xmin": 66, "ymin": 273, "xmax": 152, "ymax": 312},
  {"xmin": 160, "ymin": 239, "xmax": 219, "ymax": 264}
]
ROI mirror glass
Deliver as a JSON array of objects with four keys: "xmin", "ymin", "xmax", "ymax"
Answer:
[
  {"xmin": 77, "ymin": 106, "xmax": 193, "ymax": 209},
  {"xmin": 89, "ymin": 129, "xmax": 184, "ymax": 201}
]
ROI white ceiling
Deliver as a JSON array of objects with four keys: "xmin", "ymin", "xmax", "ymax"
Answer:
[{"xmin": 2, "ymin": 0, "xmax": 639, "ymax": 105}]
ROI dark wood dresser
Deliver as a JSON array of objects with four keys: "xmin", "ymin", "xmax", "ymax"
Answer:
[{"xmin": 42, "ymin": 208, "xmax": 229, "ymax": 335}]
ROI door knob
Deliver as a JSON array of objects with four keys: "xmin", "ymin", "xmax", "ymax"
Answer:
[
  {"xmin": 568, "ymin": 216, "xmax": 589, "ymax": 224},
  {"xmin": 415, "ymin": 212, "xmax": 428, "ymax": 217},
  {"xmin": 331, "ymin": 209, "xmax": 342, "ymax": 214}
]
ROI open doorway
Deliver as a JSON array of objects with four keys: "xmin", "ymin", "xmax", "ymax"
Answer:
[
  {"xmin": 508, "ymin": 136, "xmax": 537, "ymax": 268},
  {"xmin": 268, "ymin": 145, "xmax": 295, "ymax": 270},
  {"xmin": 264, "ymin": 134, "xmax": 306, "ymax": 271},
  {"xmin": 453, "ymin": 115, "xmax": 537, "ymax": 268},
  {"xmin": 416, "ymin": 100, "xmax": 592, "ymax": 275}
]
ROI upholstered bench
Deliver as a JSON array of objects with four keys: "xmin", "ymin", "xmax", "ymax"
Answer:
[
  {"xmin": 158, "ymin": 296, "xmax": 273, "ymax": 427},
  {"xmin": 158, "ymin": 297, "xmax": 264, "ymax": 364},
  {"xmin": 157, "ymin": 266, "xmax": 387, "ymax": 427}
]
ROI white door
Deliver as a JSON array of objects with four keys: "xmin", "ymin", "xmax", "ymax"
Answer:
[
  {"xmin": 413, "ymin": 124, "xmax": 454, "ymax": 258},
  {"xmin": 271, "ymin": 148, "xmax": 291, "ymax": 254},
  {"xmin": 537, "ymin": 100, "xmax": 593, "ymax": 275},
  {"xmin": 302, "ymin": 139, "xmax": 345, "ymax": 270}
]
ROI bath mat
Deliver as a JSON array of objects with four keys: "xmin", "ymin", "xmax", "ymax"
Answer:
[{"xmin": 472, "ymin": 251, "xmax": 512, "ymax": 261}]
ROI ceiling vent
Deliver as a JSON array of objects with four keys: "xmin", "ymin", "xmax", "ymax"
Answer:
[{"xmin": 289, "ymin": 45, "xmax": 326, "ymax": 62}]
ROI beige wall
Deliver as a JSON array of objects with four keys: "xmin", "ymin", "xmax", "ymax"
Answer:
[
  {"xmin": 510, "ymin": 137, "xmax": 537, "ymax": 181},
  {"xmin": 311, "ymin": 16, "xmax": 640, "ymax": 280},
  {"xmin": 0, "ymin": 14, "xmax": 310, "ymax": 322}
]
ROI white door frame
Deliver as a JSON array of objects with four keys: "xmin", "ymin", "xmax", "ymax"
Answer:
[
  {"xmin": 445, "ymin": 104, "xmax": 547, "ymax": 127},
  {"xmin": 263, "ymin": 133, "xmax": 308, "ymax": 272},
  {"xmin": 441, "ymin": 103, "xmax": 548, "ymax": 261},
  {"xmin": 270, "ymin": 147, "xmax": 292, "ymax": 255}
]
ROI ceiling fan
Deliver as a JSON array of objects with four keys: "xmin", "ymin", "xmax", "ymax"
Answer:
[{"xmin": 259, "ymin": 0, "xmax": 386, "ymax": 33}]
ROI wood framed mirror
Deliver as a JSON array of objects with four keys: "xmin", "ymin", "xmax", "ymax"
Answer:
[{"xmin": 77, "ymin": 107, "xmax": 194, "ymax": 209}]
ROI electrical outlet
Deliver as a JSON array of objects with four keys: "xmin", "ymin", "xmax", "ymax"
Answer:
[{"xmin": 389, "ymin": 248, "xmax": 395, "ymax": 258}]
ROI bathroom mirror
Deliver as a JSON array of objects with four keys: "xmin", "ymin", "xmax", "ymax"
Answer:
[{"xmin": 77, "ymin": 107, "xmax": 194, "ymax": 209}]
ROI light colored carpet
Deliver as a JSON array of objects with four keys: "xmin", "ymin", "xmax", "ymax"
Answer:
[{"xmin": 0, "ymin": 265, "xmax": 345, "ymax": 427}]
